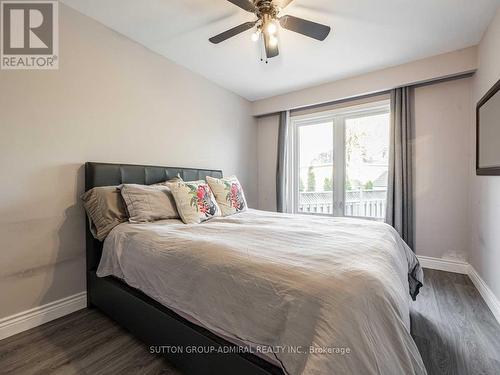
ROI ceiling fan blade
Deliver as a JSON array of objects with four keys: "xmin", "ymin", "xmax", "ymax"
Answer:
[
  {"xmin": 279, "ymin": 15, "xmax": 331, "ymax": 41},
  {"xmin": 276, "ymin": 0, "xmax": 295, "ymax": 9},
  {"xmin": 264, "ymin": 32, "xmax": 279, "ymax": 59},
  {"xmin": 209, "ymin": 21, "xmax": 257, "ymax": 44},
  {"xmin": 227, "ymin": 0, "xmax": 256, "ymax": 13}
]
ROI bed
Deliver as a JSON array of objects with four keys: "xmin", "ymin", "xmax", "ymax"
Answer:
[{"xmin": 85, "ymin": 162, "xmax": 426, "ymax": 375}]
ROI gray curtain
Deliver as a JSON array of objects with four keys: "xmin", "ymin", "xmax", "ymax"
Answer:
[
  {"xmin": 276, "ymin": 111, "xmax": 288, "ymax": 213},
  {"xmin": 386, "ymin": 87, "xmax": 414, "ymax": 249}
]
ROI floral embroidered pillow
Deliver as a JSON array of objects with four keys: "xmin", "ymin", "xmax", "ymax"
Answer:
[
  {"xmin": 206, "ymin": 175, "xmax": 247, "ymax": 216},
  {"xmin": 167, "ymin": 179, "xmax": 221, "ymax": 224}
]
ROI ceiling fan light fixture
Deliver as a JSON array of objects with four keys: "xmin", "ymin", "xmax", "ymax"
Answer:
[
  {"xmin": 251, "ymin": 31, "xmax": 260, "ymax": 42},
  {"xmin": 267, "ymin": 21, "xmax": 277, "ymax": 35}
]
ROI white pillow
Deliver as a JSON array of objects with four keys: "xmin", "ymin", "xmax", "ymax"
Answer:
[
  {"xmin": 206, "ymin": 175, "xmax": 247, "ymax": 216},
  {"xmin": 167, "ymin": 179, "xmax": 221, "ymax": 224},
  {"xmin": 120, "ymin": 183, "xmax": 180, "ymax": 223}
]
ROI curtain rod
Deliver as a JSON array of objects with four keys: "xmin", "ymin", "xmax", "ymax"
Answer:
[{"xmin": 255, "ymin": 71, "xmax": 474, "ymax": 118}]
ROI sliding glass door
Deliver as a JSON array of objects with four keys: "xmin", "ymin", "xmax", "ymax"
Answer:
[{"xmin": 290, "ymin": 100, "xmax": 390, "ymax": 220}]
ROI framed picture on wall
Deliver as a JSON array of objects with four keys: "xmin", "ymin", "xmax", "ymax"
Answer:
[{"xmin": 476, "ymin": 77, "xmax": 500, "ymax": 175}]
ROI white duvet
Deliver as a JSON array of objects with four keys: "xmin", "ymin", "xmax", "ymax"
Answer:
[{"xmin": 97, "ymin": 209, "xmax": 426, "ymax": 375}]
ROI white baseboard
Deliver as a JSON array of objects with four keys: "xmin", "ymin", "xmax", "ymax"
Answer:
[
  {"xmin": 418, "ymin": 255, "xmax": 500, "ymax": 324},
  {"xmin": 468, "ymin": 266, "xmax": 500, "ymax": 324},
  {"xmin": 417, "ymin": 255, "xmax": 469, "ymax": 274},
  {"xmin": 0, "ymin": 292, "xmax": 87, "ymax": 341}
]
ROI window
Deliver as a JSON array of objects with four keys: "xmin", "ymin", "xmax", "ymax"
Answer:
[{"xmin": 288, "ymin": 100, "xmax": 390, "ymax": 220}]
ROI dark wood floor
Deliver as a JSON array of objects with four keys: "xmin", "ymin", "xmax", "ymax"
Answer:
[
  {"xmin": 0, "ymin": 307, "xmax": 180, "ymax": 375},
  {"xmin": 1, "ymin": 269, "xmax": 499, "ymax": 374},
  {"xmin": 411, "ymin": 269, "xmax": 500, "ymax": 375}
]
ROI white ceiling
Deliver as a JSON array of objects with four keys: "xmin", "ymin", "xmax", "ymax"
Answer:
[{"xmin": 61, "ymin": 0, "xmax": 500, "ymax": 101}]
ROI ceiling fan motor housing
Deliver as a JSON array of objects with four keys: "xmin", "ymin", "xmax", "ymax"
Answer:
[{"xmin": 254, "ymin": 0, "xmax": 279, "ymax": 19}]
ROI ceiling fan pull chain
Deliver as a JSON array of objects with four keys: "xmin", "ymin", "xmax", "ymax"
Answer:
[
  {"xmin": 259, "ymin": 33, "xmax": 264, "ymax": 61},
  {"xmin": 262, "ymin": 35, "xmax": 268, "ymax": 63}
]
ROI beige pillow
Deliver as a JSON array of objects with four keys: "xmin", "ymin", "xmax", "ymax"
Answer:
[
  {"xmin": 206, "ymin": 175, "xmax": 247, "ymax": 216},
  {"xmin": 167, "ymin": 179, "xmax": 221, "ymax": 224},
  {"xmin": 81, "ymin": 186, "xmax": 128, "ymax": 241},
  {"xmin": 120, "ymin": 183, "xmax": 179, "ymax": 223}
]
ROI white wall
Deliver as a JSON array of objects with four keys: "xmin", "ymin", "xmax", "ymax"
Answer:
[
  {"xmin": 469, "ymin": 8, "xmax": 500, "ymax": 300},
  {"xmin": 252, "ymin": 47, "xmax": 477, "ymax": 116},
  {"xmin": 256, "ymin": 78, "xmax": 473, "ymax": 262},
  {"xmin": 414, "ymin": 78, "xmax": 472, "ymax": 260},
  {"xmin": 0, "ymin": 5, "xmax": 257, "ymax": 319}
]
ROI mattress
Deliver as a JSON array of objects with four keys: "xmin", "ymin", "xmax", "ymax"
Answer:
[{"xmin": 97, "ymin": 209, "xmax": 426, "ymax": 375}]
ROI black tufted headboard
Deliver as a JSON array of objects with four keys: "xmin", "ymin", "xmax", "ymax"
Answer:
[
  {"xmin": 85, "ymin": 162, "xmax": 223, "ymax": 190},
  {"xmin": 84, "ymin": 162, "xmax": 223, "ymax": 273}
]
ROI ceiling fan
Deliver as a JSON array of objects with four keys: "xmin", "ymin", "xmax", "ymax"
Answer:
[{"xmin": 209, "ymin": 0, "xmax": 331, "ymax": 62}]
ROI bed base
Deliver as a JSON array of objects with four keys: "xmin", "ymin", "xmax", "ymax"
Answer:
[
  {"xmin": 85, "ymin": 162, "xmax": 283, "ymax": 375},
  {"xmin": 88, "ymin": 272, "xmax": 282, "ymax": 375}
]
